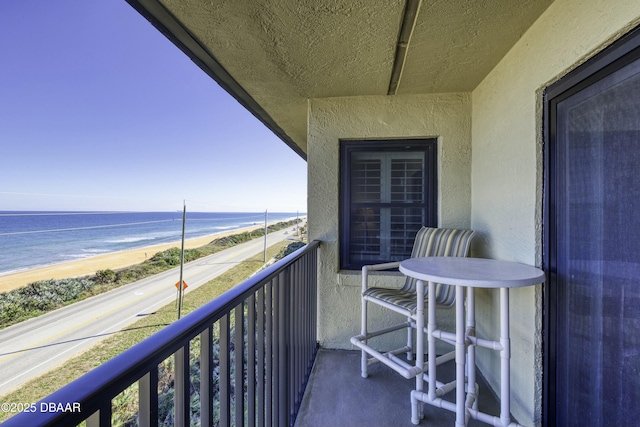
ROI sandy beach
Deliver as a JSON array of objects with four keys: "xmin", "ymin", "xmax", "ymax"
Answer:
[{"xmin": 0, "ymin": 223, "xmax": 271, "ymax": 293}]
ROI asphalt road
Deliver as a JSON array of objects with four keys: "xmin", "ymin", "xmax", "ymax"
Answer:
[{"xmin": 0, "ymin": 227, "xmax": 299, "ymax": 397}]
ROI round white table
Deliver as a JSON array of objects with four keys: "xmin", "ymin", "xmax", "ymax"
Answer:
[{"xmin": 399, "ymin": 257, "xmax": 545, "ymax": 427}]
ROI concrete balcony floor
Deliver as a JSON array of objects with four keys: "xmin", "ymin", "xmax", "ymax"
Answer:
[{"xmin": 295, "ymin": 349, "xmax": 504, "ymax": 427}]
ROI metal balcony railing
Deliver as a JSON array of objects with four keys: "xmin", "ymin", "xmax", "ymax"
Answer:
[{"xmin": 2, "ymin": 240, "xmax": 320, "ymax": 427}]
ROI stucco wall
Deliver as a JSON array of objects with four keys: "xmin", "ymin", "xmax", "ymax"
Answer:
[
  {"xmin": 471, "ymin": 0, "xmax": 640, "ymax": 425},
  {"xmin": 307, "ymin": 93, "xmax": 472, "ymax": 350}
]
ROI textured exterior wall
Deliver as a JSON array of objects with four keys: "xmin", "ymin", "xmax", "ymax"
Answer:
[
  {"xmin": 307, "ymin": 93, "xmax": 471, "ymax": 350},
  {"xmin": 471, "ymin": 0, "xmax": 640, "ymax": 424}
]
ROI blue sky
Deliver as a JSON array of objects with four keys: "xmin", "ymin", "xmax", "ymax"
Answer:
[{"xmin": 0, "ymin": 1, "xmax": 307, "ymax": 213}]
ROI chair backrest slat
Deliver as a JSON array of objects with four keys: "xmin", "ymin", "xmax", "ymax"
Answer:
[{"xmin": 401, "ymin": 227, "xmax": 475, "ymax": 305}]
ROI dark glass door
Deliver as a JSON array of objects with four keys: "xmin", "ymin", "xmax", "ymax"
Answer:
[{"xmin": 545, "ymin": 32, "xmax": 640, "ymax": 426}]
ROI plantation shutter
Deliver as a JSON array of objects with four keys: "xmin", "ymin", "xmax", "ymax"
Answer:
[{"xmin": 348, "ymin": 151, "xmax": 428, "ymax": 264}]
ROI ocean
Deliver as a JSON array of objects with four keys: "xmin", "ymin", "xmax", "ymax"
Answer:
[{"xmin": 0, "ymin": 211, "xmax": 302, "ymax": 276}]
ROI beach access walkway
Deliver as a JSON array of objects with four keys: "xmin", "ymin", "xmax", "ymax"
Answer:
[{"xmin": 0, "ymin": 227, "xmax": 297, "ymax": 398}]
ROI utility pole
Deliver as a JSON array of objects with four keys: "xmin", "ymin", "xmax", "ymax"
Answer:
[
  {"xmin": 177, "ymin": 201, "xmax": 186, "ymax": 319},
  {"xmin": 263, "ymin": 209, "xmax": 268, "ymax": 262}
]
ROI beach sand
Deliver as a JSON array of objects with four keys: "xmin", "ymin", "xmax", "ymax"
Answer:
[{"xmin": 0, "ymin": 223, "xmax": 270, "ymax": 293}]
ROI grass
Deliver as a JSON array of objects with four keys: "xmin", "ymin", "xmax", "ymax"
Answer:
[{"xmin": 0, "ymin": 240, "xmax": 297, "ymax": 424}]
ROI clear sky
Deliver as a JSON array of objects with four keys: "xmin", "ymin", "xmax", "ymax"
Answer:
[{"xmin": 0, "ymin": 1, "xmax": 307, "ymax": 213}]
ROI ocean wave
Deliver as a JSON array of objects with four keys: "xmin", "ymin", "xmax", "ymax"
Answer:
[
  {"xmin": 61, "ymin": 253, "xmax": 96, "ymax": 260},
  {"xmin": 105, "ymin": 236, "xmax": 156, "ymax": 244},
  {"xmin": 213, "ymin": 225, "xmax": 241, "ymax": 230},
  {"xmin": 105, "ymin": 230, "xmax": 180, "ymax": 244},
  {"xmin": 198, "ymin": 225, "xmax": 247, "ymax": 233},
  {"xmin": 0, "ymin": 266, "xmax": 35, "ymax": 276},
  {"xmin": 0, "ymin": 253, "xmax": 106, "ymax": 276},
  {"xmin": 237, "ymin": 221, "xmax": 262, "ymax": 227},
  {"xmin": 187, "ymin": 224, "xmax": 255, "ymax": 235},
  {"xmin": 82, "ymin": 248, "xmax": 111, "ymax": 254}
]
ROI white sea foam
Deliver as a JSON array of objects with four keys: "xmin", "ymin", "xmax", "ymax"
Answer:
[
  {"xmin": 61, "ymin": 253, "xmax": 95, "ymax": 260},
  {"xmin": 213, "ymin": 225, "xmax": 239, "ymax": 230},
  {"xmin": 105, "ymin": 230, "xmax": 179, "ymax": 244},
  {"xmin": 105, "ymin": 236, "xmax": 155, "ymax": 244},
  {"xmin": 82, "ymin": 248, "xmax": 111, "ymax": 254},
  {"xmin": 0, "ymin": 266, "xmax": 34, "ymax": 276}
]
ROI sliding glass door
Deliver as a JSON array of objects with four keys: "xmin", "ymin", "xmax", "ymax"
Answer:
[{"xmin": 545, "ymin": 28, "xmax": 640, "ymax": 426}]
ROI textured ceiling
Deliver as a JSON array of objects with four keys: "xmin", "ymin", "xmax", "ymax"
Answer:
[
  {"xmin": 140, "ymin": 0, "xmax": 554, "ymax": 156},
  {"xmin": 399, "ymin": 0, "xmax": 554, "ymax": 93}
]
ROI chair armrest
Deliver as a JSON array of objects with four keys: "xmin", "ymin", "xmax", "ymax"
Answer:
[
  {"xmin": 362, "ymin": 261, "xmax": 402, "ymax": 292},
  {"xmin": 364, "ymin": 261, "xmax": 402, "ymax": 272}
]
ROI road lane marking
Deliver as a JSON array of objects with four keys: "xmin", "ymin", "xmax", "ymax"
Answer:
[
  {"xmin": 0, "ymin": 284, "xmax": 171, "ymax": 361},
  {"xmin": 0, "ymin": 292, "xmax": 178, "ymax": 393}
]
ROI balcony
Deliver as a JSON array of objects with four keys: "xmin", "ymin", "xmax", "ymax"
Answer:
[
  {"xmin": 296, "ymin": 349, "xmax": 500, "ymax": 427},
  {"xmin": 1, "ymin": 240, "xmax": 501, "ymax": 427}
]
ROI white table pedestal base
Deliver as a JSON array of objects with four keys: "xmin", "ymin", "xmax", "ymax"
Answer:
[{"xmin": 399, "ymin": 257, "xmax": 545, "ymax": 427}]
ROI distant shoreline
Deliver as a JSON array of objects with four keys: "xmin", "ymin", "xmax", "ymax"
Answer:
[{"xmin": 0, "ymin": 220, "xmax": 300, "ymax": 292}]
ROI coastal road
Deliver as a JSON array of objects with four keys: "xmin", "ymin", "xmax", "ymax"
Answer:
[{"xmin": 0, "ymin": 227, "xmax": 300, "ymax": 398}]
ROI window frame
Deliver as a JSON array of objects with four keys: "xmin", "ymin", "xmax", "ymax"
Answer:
[{"xmin": 339, "ymin": 138, "xmax": 438, "ymax": 270}]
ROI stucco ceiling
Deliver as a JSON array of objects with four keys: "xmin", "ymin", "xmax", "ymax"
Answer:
[{"xmin": 129, "ymin": 0, "xmax": 554, "ymax": 157}]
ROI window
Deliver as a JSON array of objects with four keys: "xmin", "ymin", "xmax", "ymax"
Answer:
[{"xmin": 340, "ymin": 139, "xmax": 437, "ymax": 269}]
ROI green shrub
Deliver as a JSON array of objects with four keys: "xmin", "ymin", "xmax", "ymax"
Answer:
[
  {"xmin": 0, "ymin": 278, "xmax": 95, "ymax": 328},
  {"xmin": 149, "ymin": 248, "xmax": 182, "ymax": 266},
  {"xmin": 276, "ymin": 241, "xmax": 306, "ymax": 260},
  {"xmin": 95, "ymin": 269, "xmax": 117, "ymax": 285},
  {"xmin": 116, "ymin": 266, "xmax": 148, "ymax": 283}
]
